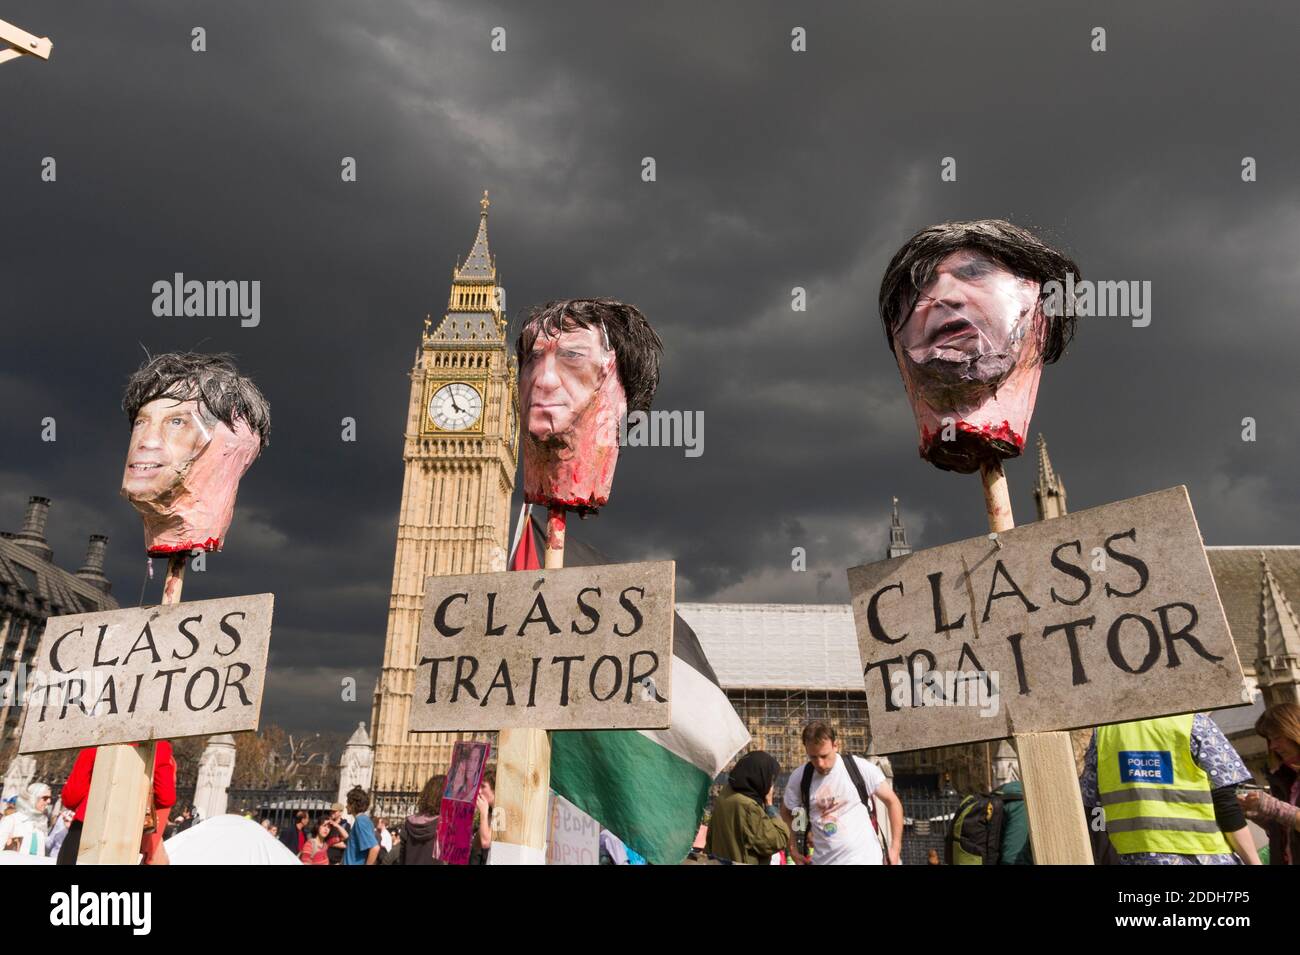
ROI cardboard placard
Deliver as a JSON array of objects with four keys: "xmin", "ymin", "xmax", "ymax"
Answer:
[
  {"xmin": 547, "ymin": 792, "xmax": 600, "ymax": 865},
  {"xmin": 437, "ymin": 740, "xmax": 490, "ymax": 865},
  {"xmin": 847, "ymin": 487, "xmax": 1248, "ymax": 754},
  {"xmin": 410, "ymin": 560, "xmax": 674, "ymax": 731},
  {"xmin": 19, "ymin": 594, "xmax": 273, "ymax": 753}
]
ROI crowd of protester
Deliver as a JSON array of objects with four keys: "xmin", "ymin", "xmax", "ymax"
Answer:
[
  {"xmin": 696, "ymin": 702, "xmax": 1300, "ymax": 865},
  {"xmin": 5, "ymin": 700, "xmax": 1297, "ymax": 865}
]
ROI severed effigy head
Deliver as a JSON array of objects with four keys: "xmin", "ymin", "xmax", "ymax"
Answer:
[
  {"xmin": 120, "ymin": 352, "xmax": 270, "ymax": 555},
  {"xmin": 878, "ymin": 219, "xmax": 1079, "ymax": 473},
  {"xmin": 515, "ymin": 299, "xmax": 661, "ymax": 513}
]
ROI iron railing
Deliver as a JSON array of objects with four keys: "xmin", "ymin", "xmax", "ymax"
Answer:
[
  {"xmin": 370, "ymin": 790, "xmax": 424, "ymax": 823},
  {"xmin": 224, "ymin": 786, "xmax": 337, "ymax": 832},
  {"xmin": 897, "ymin": 788, "xmax": 963, "ymax": 866}
]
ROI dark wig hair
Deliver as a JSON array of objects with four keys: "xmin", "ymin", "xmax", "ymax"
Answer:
[
  {"xmin": 878, "ymin": 219, "xmax": 1081, "ymax": 364},
  {"xmin": 122, "ymin": 352, "xmax": 271, "ymax": 450},
  {"xmin": 515, "ymin": 299, "xmax": 663, "ymax": 412}
]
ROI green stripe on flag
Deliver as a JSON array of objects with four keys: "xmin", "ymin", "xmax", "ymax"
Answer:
[{"xmin": 551, "ymin": 729, "xmax": 711, "ymax": 866}]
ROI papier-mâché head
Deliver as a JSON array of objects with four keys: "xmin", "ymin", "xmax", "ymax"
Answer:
[
  {"xmin": 515, "ymin": 299, "xmax": 661, "ymax": 513},
  {"xmin": 120, "ymin": 352, "xmax": 270, "ymax": 555},
  {"xmin": 878, "ymin": 219, "xmax": 1079, "ymax": 473}
]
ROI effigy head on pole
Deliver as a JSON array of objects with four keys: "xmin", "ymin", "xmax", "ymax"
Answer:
[
  {"xmin": 515, "ymin": 298, "xmax": 661, "ymax": 514},
  {"xmin": 120, "ymin": 352, "xmax": 270, "ymax": 556},
  {"xmin": 878, "ymin": 219, "xmax": 1079, "ymax": 474}
]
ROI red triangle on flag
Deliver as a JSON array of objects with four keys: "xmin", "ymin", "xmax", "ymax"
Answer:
[{"xmin": 509, "ymin": 507, "xmax": 541, "ymax": 571}]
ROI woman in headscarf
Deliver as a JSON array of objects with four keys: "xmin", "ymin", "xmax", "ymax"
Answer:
[
  {"xmin": 0, "ymin": 783, "xmax": 51, "ymax": 856},
  {"xmin": 704, "ymin": 751, "xmax": 790, "ymax": 864}
]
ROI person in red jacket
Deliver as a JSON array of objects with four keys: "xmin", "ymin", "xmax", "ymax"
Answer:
[{"xmin": 56, "ymin": 740, "xmax": 177, "ymax": 865}]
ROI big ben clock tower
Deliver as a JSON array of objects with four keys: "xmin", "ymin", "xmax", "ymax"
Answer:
[{"xmin": 371, "ymin": 192, "xmax": 519, "ymax": 789}]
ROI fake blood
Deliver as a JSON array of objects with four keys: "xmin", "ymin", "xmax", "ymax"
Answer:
[
  {"xmin": 920, "ymin": 419, "xmax": 1023, "ymax": 449},
  {"xmin": 148, "ymin": 537, "xmax": 221, "ymax": 557}
]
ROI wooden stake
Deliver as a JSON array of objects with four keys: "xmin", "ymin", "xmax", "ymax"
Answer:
[
  {"xmin": 160, "ymin": 550, "xmax": 186, "ymax": 605},
  {"xmin": 76, "ymin": 744, "xmax": 155, "ymax": 864},
  {"xmin": 491, "ymin": 723, "xmax": 552, "ymax": 865},
  {"xmin": 78, "ymin": 553, "xmax": 184, "ymax": 864},
  {"xmin": 543, "ymin": 506, "xmax": 566, "ymax": 570},
  {"xmin": 979, "ymin": 460, "xmax": 1093, "ymax": 865},
  {"xmin": 1013, "ymin": 731, "xmax": 1093, "ymax": 864},
  {"xmin": 979, "ymin": 459, "xmax": 1015, "ymax": 533},
  {"xmin": 492, "ymin": 507, "xmax": 565, "ymax": 864}
]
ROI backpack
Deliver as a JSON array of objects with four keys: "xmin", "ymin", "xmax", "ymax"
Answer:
[
  {"xmin": 799, "ymin": 754, "xmax": 888, "ymax": 864},
  {"xmin": 945, "ymin": 790, "xmax": 1023, "ymax": 865}
]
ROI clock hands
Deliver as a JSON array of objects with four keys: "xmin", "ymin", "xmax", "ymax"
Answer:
[{"xmin": 434, "ymin": 385, "xmax": 480, "ymax": 429}]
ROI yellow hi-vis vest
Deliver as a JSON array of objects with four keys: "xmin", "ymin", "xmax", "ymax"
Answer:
[{"xmin": 1097, "ymin": 714, "xmax": 1231, "ymax": 856}]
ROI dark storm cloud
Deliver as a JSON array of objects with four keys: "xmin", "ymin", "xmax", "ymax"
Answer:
[{"xmin": 4, "ymin": 0, "xmax": 1298, "ymax": 734}]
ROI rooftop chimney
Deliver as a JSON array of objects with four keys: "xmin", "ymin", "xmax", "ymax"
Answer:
[
  {"xmin": 77, "ymin": 534, "xmax": 112, "ymax": 594},
  {"xmin": 13, "ymin": 496, "xmax": 53, "ymax": 562}
]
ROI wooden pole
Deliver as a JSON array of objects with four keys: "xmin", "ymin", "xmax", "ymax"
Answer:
[
  {"xmin": 979, "ymin": 459, "xmax": 1015, "ymax": 534},
  {"xmin": 543, "ymin": 506, "xmax": 566, "ymax": 570},
  {"xmin": 979, "ymin": 460, "xmax": 1093, "ymax": 865},
  {"xmin": 77, "ymin": 553, "xmax": 184, "ymax": 863},
  {"xmin": 492, "ymin": 507, "xmax": 565, "ymax": 864}
]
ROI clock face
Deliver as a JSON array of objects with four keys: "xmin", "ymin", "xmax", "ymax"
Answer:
[{"xmin": 428, "ymin": 382, "xmax": 483, "ymax": 432}]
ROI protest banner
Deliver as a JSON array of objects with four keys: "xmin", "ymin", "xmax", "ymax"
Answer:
[
  {"xmin": 410, "ymin": 560, "xmax": 674, "ymax": 732},
  {"xmin": 18, "ymin": 593, "xmax": 274, "ymax": 753},
  {"xmin": 50, "ymin": 353, "xmax": 273, "ymax": 864},
  {"xmin": 547, "ymin": 791, "xmax": 600, "ymax": 865},
  {"xmin": 437, "ymin": 740, "xmax": 491, "ymax": 865},
  {"xmin": 848, "ymin": 486, "xmax": 1248, "ymax": 753},
  {"xmin": 869, "ymin": 222, "xmax": 1099, "ymax": 863},
  {"xmin": 491, "ymin": 299, "xmax": 664, "ymax": 863}
]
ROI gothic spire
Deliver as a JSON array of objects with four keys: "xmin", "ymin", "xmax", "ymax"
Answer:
[
  {"xmin": 887, "ymin": 495, "xmax": 911, "ymax": 559},
  {"xmin": 454, "ymin": 189, "xmax": 495, "ymax": 282},
  {"xmin": 1033, "ymin": 433, "xmax": 1067, "ymax": 520},
  {"xmin": 1259, "ymin": 554, "xmax": 1300, "ymax": 662},
  {"xmin": 428, "ymin": 193, "xmax": 504, "ymax": 344}
]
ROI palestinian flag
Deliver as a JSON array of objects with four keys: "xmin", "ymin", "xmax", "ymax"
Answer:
[{"xmin": 509, "ymin": 506, "xmax": 750, "ymax": 865}]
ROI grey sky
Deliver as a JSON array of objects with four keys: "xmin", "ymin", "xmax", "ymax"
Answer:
[{"xmin": 4, "ymin": 0, "xmax": 1297, "ymax": 733}]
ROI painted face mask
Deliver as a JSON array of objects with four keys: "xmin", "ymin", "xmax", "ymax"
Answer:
[
  {"xmin": 891, "ymin": 250, "xmax": 1046, "ymax": 473},
  {"xmin": 518, "ymin": 320, "xmax": 627, "ymax": 513},
  {"xmin": 121, "ymin": 397, "xmax": 262, "ymax": 555}
]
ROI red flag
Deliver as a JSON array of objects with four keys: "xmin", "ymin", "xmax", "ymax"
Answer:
[{"xmin": 509, "ymin": 504, "xmax": 541, "ymax": 571}]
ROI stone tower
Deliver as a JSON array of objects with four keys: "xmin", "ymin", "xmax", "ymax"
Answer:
[
  {"xmin": 887, "ymin": 496, "xmax": 911, "ymax": 559},
  {"xmin": 370, "ymin": 192, "xmax": 519, "ymax": 789},
  {"xmin": 1033, "ymin": 433, "xmax": 1067, "ymax": 521}
]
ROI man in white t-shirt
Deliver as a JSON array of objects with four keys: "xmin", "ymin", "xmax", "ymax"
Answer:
[{"xmin": 780, "ymin": 721, "xmax": 904, "ymax": 865}]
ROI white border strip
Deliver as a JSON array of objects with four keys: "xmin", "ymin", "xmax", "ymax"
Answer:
[
  {"xmin": 639, "ymin": 657, "xmax": 751, "ymax": 777},
  {"xmin": 488, "ymin": 841, "xmax": 547, "ymax": 866}
]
